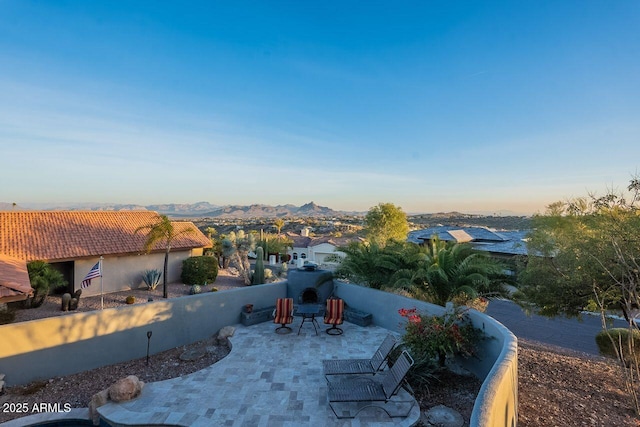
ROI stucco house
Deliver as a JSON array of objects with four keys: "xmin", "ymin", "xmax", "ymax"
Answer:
[
  {"xmin": 0, "ymin": 211, "xmax": 211, "ymax": 297},
  {"xmin": 408, "ymin": 226, "xmax": 529, "ymax": 276},
  {"xmin": 285, "ymin": 231, "xmax": 364, "ymax": 268}
]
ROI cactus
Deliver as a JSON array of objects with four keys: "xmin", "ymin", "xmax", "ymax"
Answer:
[
  {"xmin": 252, "ymin": 247, "xmax": 265, "ymax": 285},
  {"xmin": 69, "ymin": 289, "xmax": 82, "ymax": 310},
  {"xmin": 61, "ymin": 293, "xmax": 71, "ymax": 311},
  {"xmin": 190, "ymin": 284, "xmax": 202, "ymax": 295}
]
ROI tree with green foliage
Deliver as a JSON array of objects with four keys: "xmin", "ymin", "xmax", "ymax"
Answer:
[
  {"xmin": 256, "ymin": 233, "xmax": 292, "ymax": 263},
  {"xmin": 364, "ymin": 202, "xmax": 410, "ymax": 246},
  {"xmin": 136, "ymin": 214, "xmax": 195, "ymax": 298},
  {"xmin": 516, "ymin": 177, "xmax": 640, "ymax": 413},
  {"xmin": 331, "ymin": 241, "xmax": 399, "ymax": 289},
  {"xmin": 332, "ymin": 239, "xmax": 505, "ymax": 307},
  {"xmin": 273, "ymin": 218, "xmax": 285, "ymax": 235},
  {"xmin": 390, "ymin": 239, "xmax": 505, "ymax": 306},
  {"xmin": 26, "ymin": 260, "xmax": 67, "ymax": 308}
]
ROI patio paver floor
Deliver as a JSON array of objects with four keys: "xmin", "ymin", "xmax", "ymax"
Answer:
[{"xmin": 98, "ymin": 320, "xmax": 420, "ymax": 426}]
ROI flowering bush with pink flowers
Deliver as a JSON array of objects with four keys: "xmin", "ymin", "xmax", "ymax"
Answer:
[{"xmin": 399, "ymin": 307, "xmax": 483, "ymax": 369}]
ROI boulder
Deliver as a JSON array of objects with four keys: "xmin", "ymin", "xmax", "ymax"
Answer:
[
  {"xmin": 88, "ymin": 388, "xmax": 109, "ymax": 425},
  {"xmin": 217, "ymin": 325, "xmax": 235, "ymax": 344},
  {"xmin": 422, "ymin": 405, "xmax": 464, "ymax": 427},
  {"xmin": 108, "ymin": 375, "xmax": 144, "ymax": 402}
]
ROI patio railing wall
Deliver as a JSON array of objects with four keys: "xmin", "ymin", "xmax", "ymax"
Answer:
[
  {"xmin": 1, "ymin": 280, "xmax": 517, "ymax": 427},
  {"xmin": 333, "ymin": 281, "xmax": 518, "ymax": 427}
]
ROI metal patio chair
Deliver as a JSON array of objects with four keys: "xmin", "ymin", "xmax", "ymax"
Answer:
[
  {"xmin": 327, "ymin": 350, "xmax": 415, "ymax": 419},
  {"xmin": 273, "ymin": 297, "xmax": 294, "ymax": 334},
  {"xmin": 323, "ymin": 334, "xmax": 397, "ymax": 378},
  {"xmin": 324, "ymin": 298, "xmax": 344, "ymax": 335}
]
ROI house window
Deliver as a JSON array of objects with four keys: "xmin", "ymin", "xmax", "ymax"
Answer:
[
  {"xmin": 293, "ymin": 252, "xmax": 298, "ymax": 260},
  {"xmin": 301, "ymin": 253, "xmax": 307, "ymax": 259}
]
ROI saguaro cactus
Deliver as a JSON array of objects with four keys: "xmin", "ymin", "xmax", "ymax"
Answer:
[{"xmin": 253, "ymin": 247, "xmax": 265, "ymax": 285}]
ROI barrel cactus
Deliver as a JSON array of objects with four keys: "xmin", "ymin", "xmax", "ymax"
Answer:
[{"xmin": 190, "ymin": 284, "xmax": 202, "ymax": 295}]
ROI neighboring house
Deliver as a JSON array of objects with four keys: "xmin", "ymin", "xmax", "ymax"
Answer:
[
  {"xmin": 0, "ymin": 211, "xmax": 211, "ymax": 297},
  {"xmin": 285, "ymin": 231, "xmax": 364, "ymax": 269},
  {"xmin": 408, "ymin": 226, "xmax": 529, "ymax": 274},
  {"xmin": 0, "ymin": 254, "xmax": 32, "ymax": 304}
]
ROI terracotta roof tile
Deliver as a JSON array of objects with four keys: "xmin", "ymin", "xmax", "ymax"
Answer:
[
  {"xmin": 0, "ymin": 211, "xmax": 211, "ymax": 262},
  {"xmin": 0, "ymin": 254, "xmax": 32, "ymax": 302}
]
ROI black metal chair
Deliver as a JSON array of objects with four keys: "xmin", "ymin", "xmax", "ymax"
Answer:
[
  {"xmin": 322, "ymin": 334, "xmax": 397, "ymax": 378},
  {"xmin": 327, "ymin": 350, "xmax": 415, "ymax": 419}
]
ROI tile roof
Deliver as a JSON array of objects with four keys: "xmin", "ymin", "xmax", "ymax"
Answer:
[
  {"xmin": 0, "ymin": 211, "xmax": 211, "ymax": 262},
  {"xmin": 0, "ymin": 254, "xmax": 32, "ymax": 302}
]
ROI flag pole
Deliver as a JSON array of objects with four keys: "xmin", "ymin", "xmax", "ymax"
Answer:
[{"xmin": 100, "ymin": 256, "xmax": 104, "ymax": 310}]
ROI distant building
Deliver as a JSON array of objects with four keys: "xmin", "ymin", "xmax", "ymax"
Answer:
[
  {"xmin": 0, "ymin": 211, "xmax": 211, "ymax": 297},
  {"xmin": 408, "ymin": 226, "xmax": 529, "ymax": 274},
  {"xmin": 284, "ymin": 231, "xmax": 364, "ymax": 269}
]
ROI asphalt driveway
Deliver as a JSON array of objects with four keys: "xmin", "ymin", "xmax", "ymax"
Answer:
[{"xmin": 484, "ymin": 299, "xmax": 629, "ymax": 356}]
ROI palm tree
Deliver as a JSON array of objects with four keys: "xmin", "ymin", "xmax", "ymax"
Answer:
[
  {"xmin": 136, "ymin": 214, "xmax": 195, "ymax": 298},
  {"xmin": 273, "ymin": 218, "xmax": 285, "ymax": 236},
  {"xmin": 332, "ymin": 241, "xmax": 400, "ymax": 289},
  {"xmin": 407, "ymin": 241, "xmax": 506, "ymax": 306}
]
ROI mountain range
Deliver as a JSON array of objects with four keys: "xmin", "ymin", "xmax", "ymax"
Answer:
[{"xmin": 2, "ymin": 201, "xmax": 352, "ymax": 218}]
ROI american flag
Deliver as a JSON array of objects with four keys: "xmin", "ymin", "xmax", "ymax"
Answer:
[{"xmin": 81, "ymin": 261, "xmax": 102, "ymax": 288}]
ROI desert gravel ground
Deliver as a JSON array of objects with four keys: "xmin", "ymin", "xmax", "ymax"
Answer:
[{"xmin": 1, "ymin": 269, "xmax": 638, "ymax": 426}]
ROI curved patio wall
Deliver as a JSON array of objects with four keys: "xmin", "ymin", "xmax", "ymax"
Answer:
[
  {"xmin": 0, "ymin": 282, "xmax": 287, "ymax": 386},
  {"xmin": 1, "ymin": 280, "xmax": 517, "ymax": 427},
  {"xmin": 333, "ymin": 282, "xmax": 518, "ymax": 427}
]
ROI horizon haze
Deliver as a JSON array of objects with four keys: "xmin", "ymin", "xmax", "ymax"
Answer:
[{"xmin": 1, "ymin": 2, "xmax": 639, "ymax": 215}]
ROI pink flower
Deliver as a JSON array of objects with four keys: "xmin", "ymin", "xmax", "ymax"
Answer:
[{"xmin": 408, "ymin": 314, "xmax": 421, "ymax": 323}]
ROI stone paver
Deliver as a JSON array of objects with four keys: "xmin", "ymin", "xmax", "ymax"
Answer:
[{"xmin": 98, "ymin": 321, "xmax": 420, "ymax": 426}]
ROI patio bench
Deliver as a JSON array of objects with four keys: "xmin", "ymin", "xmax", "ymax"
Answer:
[
  {"xmin": 241, "ymin": 306, "xmax": 275, "ymax": 326},
  {"xmin": 344, "ymin": 307, "xmax": 373, "ymax": 327}
]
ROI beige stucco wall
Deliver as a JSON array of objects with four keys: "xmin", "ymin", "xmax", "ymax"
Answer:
[{"xmin": 73, "ymin": 249, "xmax": 200, "ymax": 297}]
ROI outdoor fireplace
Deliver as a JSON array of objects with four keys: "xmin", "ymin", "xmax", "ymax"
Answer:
[
  {"xmin": 287, "ymin": 268, "xmax": 334, "ymax": 306},
  {"xmin": 299, "ymin": 287, "xmax": 319, "ymax": 305}
]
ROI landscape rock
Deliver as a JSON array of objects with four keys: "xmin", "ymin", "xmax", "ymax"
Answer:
[
  {"xmin": 217, "ymin": 325, "xmax": 235, "ymax": 344},
  {"xmin": 108, "ymin": 375, "xmax": 144, "ymax": 402},
  {"xmin": 179, "ymin": 348, "xmax": 206, "ymax": 361},
  {"xmin": 422, "ymin": 404, "xmax": 464, "ymax": 427},
  {"xmin": 88, "ymin": 388, "xmax": 109, "ymax": 425}
]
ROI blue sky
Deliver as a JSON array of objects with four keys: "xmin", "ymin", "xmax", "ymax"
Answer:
[{"xmin": 1, "ymin": 1, "xmax": 639, "ymax": 214}]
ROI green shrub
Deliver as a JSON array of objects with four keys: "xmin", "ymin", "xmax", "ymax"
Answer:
[
  {"xmin": 181, "ymin": 256, "xmax": 218, "ymax": 285},
  {"xmin": 26, "ymin": 260, "xmax": 67, "ymax": 308},
  {"xmin": 190, "ymin": 284, "xmax": 202, "ymax": 295},
  {"xmin": 596, "ymin": 328, "xmax": 640, "ymax": 363},
  {"xmin": 399, "ymin": 306, "xmax": 484, "ymax": 384},
  {"xmin": 0, "ymin": 308, "xmax": 16, "ymax": 325}
]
